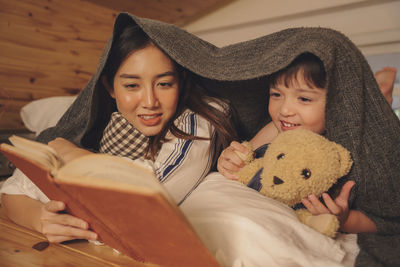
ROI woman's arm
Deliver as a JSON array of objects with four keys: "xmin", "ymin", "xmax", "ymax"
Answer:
[
  {"xmin": 0, "ymin": 158, "xmax": 96, "ymax": 243},
  {"xmin": 1, "ymin": 194, "xmax": 97, "ymax": 242},
  {"xmin": 2, "ymin": 194, "xmax": 43, "ymax": 232},
  {"xmin": 48, "ymin": 137, "xmax": 93, "ymax": 164}
]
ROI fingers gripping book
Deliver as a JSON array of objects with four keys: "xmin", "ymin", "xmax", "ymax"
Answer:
[{"xmin": 0, "ymin": 135, "xmax": 219, "ymax": 267}]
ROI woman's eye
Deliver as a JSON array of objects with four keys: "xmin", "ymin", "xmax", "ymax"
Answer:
[
  {"xmin": 277, "ymin": 153, "xmax": 285, "ymax": 160},
  {"xmin": 158, "ymin": 82, "xmax": 173, "ymax": 88},
  {"xmin": 125, "ymin": 84, "xmax": 138, "ymax": 89},
  {"xmin": 299, "ymin": 97, "xmax": 312, "ymax": 102}
]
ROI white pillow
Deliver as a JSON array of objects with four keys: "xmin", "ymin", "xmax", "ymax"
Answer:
[
  {"xmin": 181, "ymin": 172, "xmax": 359, "ymax": 267},
  {"xmin": 20, "ymin": 96, "xmax": 77, "ymax": 135}
]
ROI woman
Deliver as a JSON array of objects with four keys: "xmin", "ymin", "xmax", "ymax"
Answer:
[{"xmin": 1, "ymin": 14, "xmax": 238, "ymax": 243}]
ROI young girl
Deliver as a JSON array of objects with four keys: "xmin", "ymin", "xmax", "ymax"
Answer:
[
  {"xmin": 218, "ymin": 52, "xmax": 377, "ymax": 233},
  {"xmin": 218, "ymin": 63, "xmax": 397, "ymax": 181},
  {"xmin": 1, "ymin": 15, "xmax": 237, "ymax": 243},
  {"xmin": 213, "ymin": 31, "xmax": 399, "ymax": 265}
]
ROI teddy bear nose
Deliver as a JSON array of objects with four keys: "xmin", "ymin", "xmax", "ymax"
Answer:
[{"xmin": 273, "ymin": 176, "xmax": 284, "ymax": 185}]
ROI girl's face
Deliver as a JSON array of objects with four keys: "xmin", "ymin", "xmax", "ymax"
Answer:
[
  {"xmin": 109, "ymin": 44, "xmax": 179, "ymax": 136},
  {"xmin": 268, "ymin": 71, "xmax": 327, "ymax": 135}
]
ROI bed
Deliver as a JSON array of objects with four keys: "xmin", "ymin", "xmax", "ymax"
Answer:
[{"xmin": 16, "ymin": 96, "xmax": 360, "ymax": 267}]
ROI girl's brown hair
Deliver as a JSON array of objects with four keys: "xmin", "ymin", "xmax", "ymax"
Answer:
[{"xmin": 269, "ymin": 53, "xmax": 326, "ymax": 89}]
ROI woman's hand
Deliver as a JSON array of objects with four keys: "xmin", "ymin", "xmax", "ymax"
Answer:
[
  {"xmin": 1, "ymin": 194, "xmax": 97, "ymax": 243},
  {"xmin": 301, "ymin": 180, "xmax": 355, "ymax": 228},
  {"xmin": 39, "ymin": 200, "xmax": 98, "ymax": 243},
  {"xmin": 48, "ymin": 138, "xmax": 92, "ymax": 164},
  {"xmin": 217, "ymin": 141, "xmax": 249, "ymax": 180}
]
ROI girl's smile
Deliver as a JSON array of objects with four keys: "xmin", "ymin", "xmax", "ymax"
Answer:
[{"xmin": 280, "ymin": 120, "xmax": 300, "ymax": 131}]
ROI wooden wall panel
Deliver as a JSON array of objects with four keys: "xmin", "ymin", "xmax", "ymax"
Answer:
[
  {"xmin": 0, "ymin": 0, "xmax": 117, "ymax": 130},
  {"xmin": 82, "ymin": 0, "xmax": 233, "ymax": 26}
]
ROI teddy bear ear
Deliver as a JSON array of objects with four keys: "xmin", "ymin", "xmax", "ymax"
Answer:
[{"xmin": 333, "ymin": 142, "xmax": 354, "ymax": 177}]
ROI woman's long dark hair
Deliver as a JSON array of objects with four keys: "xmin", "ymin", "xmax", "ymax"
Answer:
[{"xmin": 101, "ymin": 24, "xmax": 238, "ymax": 170}]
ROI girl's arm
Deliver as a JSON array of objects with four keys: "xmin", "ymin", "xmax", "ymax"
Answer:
[
  {"xmin": 302, "ymin": 181, "xmax": 377, "ymax": 233},
  {"xmin": 341, "ymin": 210, "xmax": 377, "ymax": 233},
  {"xmin": 250, "ymin": 121, "xmax": 278, "ymax": 148}
]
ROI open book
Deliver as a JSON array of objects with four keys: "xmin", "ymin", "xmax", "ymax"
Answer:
[{"xmin": 0, "ymin": 135, "xmax": 219, "ymax": 267}]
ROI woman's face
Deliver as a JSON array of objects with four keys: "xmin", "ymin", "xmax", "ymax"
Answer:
[
  {"xmin": 268, "ymin": 72, "xmax": 327, "ymax": 135},
  {"xmin": 110, "ymin": 44, "xmax": 180, "ymax": 136}
]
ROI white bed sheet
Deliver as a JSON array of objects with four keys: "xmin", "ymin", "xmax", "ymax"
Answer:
[{"xmin": 181, "ymin": 172, "xmax": 359, "ymax": 267}]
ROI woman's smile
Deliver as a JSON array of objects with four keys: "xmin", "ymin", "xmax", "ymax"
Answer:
[{"xmin": 139, "ymin": 113, "xmax": 162, "ymax": 126}]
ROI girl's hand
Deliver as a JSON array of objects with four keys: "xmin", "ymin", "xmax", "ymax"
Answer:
[
  {"xmin": 40, "ymin": 200, "xmax": 97, "ymax": 243},
  {"xmin": 48, "ymin": 138, "xmax": 92, "ymax": 164},
  {"xmin": 217, "ymin": 141, "xmax": 249, "ymax": 180},
  {"xmin": 301, "ymin": 180, "xmax": 355, "ymax": 227}
]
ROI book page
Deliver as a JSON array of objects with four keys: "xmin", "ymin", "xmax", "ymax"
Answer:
[
  {"xmin": 5, "ymin": 135, "xmax": 61, "ymax": 171},
  {"xmin": 56, "ymin": 154, "xmax": 175, "ymax": 204}
]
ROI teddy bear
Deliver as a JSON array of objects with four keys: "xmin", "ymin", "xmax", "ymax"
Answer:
[{"xmin": 236, "ymin": 129, "xmax": 353, "ymax": 238}]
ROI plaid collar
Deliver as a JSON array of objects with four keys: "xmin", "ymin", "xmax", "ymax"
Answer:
[{"xmin": 99, "ymin": 112, "xmax": 149, "ymax": 160}]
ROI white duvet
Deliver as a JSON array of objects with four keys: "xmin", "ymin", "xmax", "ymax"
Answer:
[{"xmin": 181, "ymin": 172, "xmax": 359, "ymax": 267}]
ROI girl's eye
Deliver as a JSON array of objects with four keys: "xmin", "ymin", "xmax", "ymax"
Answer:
[{"xmin": 270, "ymin": 92, "xmax": 281, "ymax": 98}]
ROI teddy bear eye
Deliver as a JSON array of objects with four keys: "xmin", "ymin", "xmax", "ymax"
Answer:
[
  {"xmin": 277, "ymin": 153, "xmax": 285, "ymax": 160},
  {"xmin": 301, "ymin": 168, "xmax": 311, "ymax": 179}
]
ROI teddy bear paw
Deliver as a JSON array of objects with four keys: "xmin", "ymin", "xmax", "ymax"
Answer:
[{"xmin": 297, "ymin": 209, "xmax": 339, "ymax": 238}]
